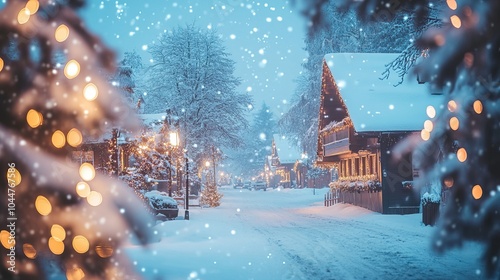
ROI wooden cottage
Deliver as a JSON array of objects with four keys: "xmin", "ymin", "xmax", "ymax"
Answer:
[
  {"xmin": 316, "ymin": 53, "xmax": 443, "ymax": 214},
  {"xmin": 270, "ymin": 134, "xmax": 302, "ymax": 188}
]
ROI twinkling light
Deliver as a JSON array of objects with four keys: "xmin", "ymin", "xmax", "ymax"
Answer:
[
  {"xmin": 423, "ymin": 120, "xmax": 433, "ymax": 132},
  {"xmin": 426, "ymin": 106, "xmax": 436, "ymax": 119},
  {"xmin": 35, "ymin": 195, "xmax": 52, "ymax": 216},
  {"xmin": 66, "ymin": 267, "xmax": 85, "ymax": 280},
  {"xmin": 55, "ymin": 24, "xmax": 70, "ymax": 42},
  {"xmin": 446, "ymin": 0, "xmax": 457, "ymax": 10},
  {"xmin": 67, "ymin": 128, "xmax": 82, "ymax": 147},
  {"xmin": 83, "ymin": 83, "xmax": 98, "ymax": 101},
  {"xmin": 25, "ymin": 0, "xmax": 39, "ymax": 14},
  {"xmin": 51, "ymin": 224, "xmax": 66, "ymax": 242},
  {"xmin": 444, "ymin": 177, "xmax": 454, "ymax": 188},
  {"xmin": 76, "ymin": 181, "xmax": 91, "ymax": 197},
  {"xmin": 95, "ymin": 244, "xmax": 114, "ymax": 258},
  {"xmin": 87, "ymin": 191, "xmax": 102, "ymax": 206},
  {"xmin": 23, "ymin": 243, "xmax": 37, "ymax": 259},
  {"xmin": 420, "ymin": 129, "xmax": 430, "ymax": 141},
  {"xmin": 51, "ymin": 130, "xmax": 66, "ymax": 148},
  {"xmin": 64, "ymin": 60, "xmax": 80, "ymax": 79},
  {"xmin": 48, "ymin": 237, "xmax": 64, "ymax": 255},
  {"xmin": 447, "ymin": 100, "xmax": 457, "ymax": 112},
  {"xmin": 72, "ymin": 235, "xmax": 90, "ymax": 254},
  {"xmin": 26, "ymin": 109, "xmax": 43, "ymax": 128},
  {"xmin": 7, "ymin": 168, "xmax": 22, "ymax": 187},
  {"xmin": 472, "ymin": 184, "xmax": 483, "ymax": 200},
  {"xmin": 451, "ymin": 15, "xmax": 461, "ymax": 28},
  {"xmin": 473, "ymin": 100, "xmax": 483, "ymax": 114},
  {"xmin": 79, "ymin": 163, "xmax": 95, "ymax": 181},
  {"xmin": 17, "ymin": 8, "xmax": 30, "ymax": 24},
  {"xmin": 457, "ymin": 148, "xmax": 467, "ymax": 162},
  {"xmin": 450, "ymin": 117, "xmax": 459, "ymax": 130},
  {"xmin": 0, "ymin": 230, "xmax": 13, "ymax": 249}
]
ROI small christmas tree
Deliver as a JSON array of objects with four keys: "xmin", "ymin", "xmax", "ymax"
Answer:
[{"xmin": 200, "ymin": 172, "xmax": 223, "ymax": 207}]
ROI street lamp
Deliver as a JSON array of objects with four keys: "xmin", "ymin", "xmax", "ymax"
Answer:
[{"xmin": 167, "ymin": 131, "xmax": 179, "ymax": 196}]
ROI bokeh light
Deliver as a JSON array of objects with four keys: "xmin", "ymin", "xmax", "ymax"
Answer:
[
  {"xmin": 444, "ymin": 177, "xmax": 454, "ymax": 188},
  {"xmin": 450, "ymin": 117, "xmax": 460, "ymax": 130},
  {"xmin": 23, "ymin": 243, "xmax": 37, "ymax": 259},
  {"xmin": 7, "ymin": 167, "xmax": 22, "ymax": 187},
  {"xmin": 451, "ymin": 15, "xmax": 462, "ymax": 28},
  {"xmin": 426, "ymin": 106, "xmax": 436, "ymax": 119},
  {"xmin": 83, "ymin": 83, "xmax": 98, "ymax": 101},
  {"xmin": 447, "ymin": 0, "xmax": 457, "ymax": 10},
  {"xmin": 64, "ymin": 60, "xmax": 80, "ymax": 79},
  {"xmin": 447, "ymin": 100, "xmax": 457, "ymax": 112},
  {"xmin": 473, "ymin": 100, "xmax": 483, "ymax": 114},
  {"xmin": 457, "ymin": 148, "xmax": 467, "ymax": 162},
  {"xmin": 51, "ymin": 224, "xmax": 66, "ymax": 242},
  {"xmin": 26, "ymin": 109, "xmax": 43, "ymax": 128},
  {"xmin": 55, "ymin": 24, "xmax": 69, "ymax": 42},
  {"xmin": 87, "ymin": 191, "xmax": 102, "ymax": 206},
  {"xmin": 72, "ymin": 235, "xmax": 90, "ymax": 254},
  {"xmin": 25, "ymin": 0, "xmax": 39, "ymax": 14},
  {"xmin": 67, "ymin": 128, "xmax": 83, "ymax": 147},
  {"xmin": 472, "ymin": 185, "xmax": 483, "ymax": 200},
  {"xmin": 51, "ymin": 130, "xmax": 66, "ymax": 148},
  {"xmin": 17, "ymin": 8, "xmax": 30, "ymax": 24},
  {"xmin": 0, "ymin": 230, "xmax": 13, "ymax": 249},
  {"xmin": 76, "ymin": 181, "xmax": 91, "ymax": 198},
  {"xmin": 48, "ymin": 237, "xmax": 64, "ymax": 255},
  {"xmin": 0, "ymin": 57, "xmax": 4, "ymax": 72},
  {"xmin": 95, "ymin": 244, "xmax": 114, "ymax": 258},
  {"xmin": 66, "ymin": 267, "xmax": 85, "ymax": 280},
  {"xmin": 420, "ymin": 129, "xmax": 430, "ymax": 141},
  {"xmin": 35, "ymin": 195, "xmax": 52, "ymax": 216},
  {"xmin": 79, "ymin": 163, "xmax": 95, "ymax": 181},
  {"xmin": 424, "ymin": 120, "xmax": 433, "ymax": 132}
]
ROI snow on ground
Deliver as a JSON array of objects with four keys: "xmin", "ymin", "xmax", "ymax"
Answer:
[{"xmin": 127, "ymin": 186, "xmax": 483, "ymax": 280}]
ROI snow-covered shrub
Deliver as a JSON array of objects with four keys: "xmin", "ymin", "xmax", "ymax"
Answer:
[
  {"xmin": 144, "ymin": 190, "xmax": 178, "ymax": 210},
  {"xmin": 421, "ymin": 192, "xmax": 441, "ymax": 206}
]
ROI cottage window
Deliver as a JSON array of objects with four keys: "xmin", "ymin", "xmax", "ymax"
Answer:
[
  {"xmin": 347, "ymin": 159, "xmax": 352, "ymax": 177},
  {"xmin": 361, "ymin": 157, "xmax": 367, "ymax": 176},
  {"xmin": 354, "ymin": 158, "xmax": 360, "ymax": 176}
]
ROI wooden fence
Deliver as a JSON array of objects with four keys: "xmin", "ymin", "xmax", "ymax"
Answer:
[{"xmin": 325, "ymin": 190, "xmax": 383, "ymax": 213}]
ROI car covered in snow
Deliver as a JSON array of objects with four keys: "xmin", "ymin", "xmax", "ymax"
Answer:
[
  {"xmin": 144, "ymin": 190, "xmax": 179, "ymax": 221},
  {"xmin": 243, "ymin": 181, "xmax": 252, "ymax": 189},
  {"xmin": 251, "ymin": 180, "xmax": 267, "ymax": 191}
]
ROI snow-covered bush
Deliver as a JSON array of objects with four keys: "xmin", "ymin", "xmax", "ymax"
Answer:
[
  {"xmin": 144, "ymin": 190, "xmax": 178, "ymax": 210},
  {"xmin": 421, "ymin": 192, "xmax": 441, "ymax": 206}
]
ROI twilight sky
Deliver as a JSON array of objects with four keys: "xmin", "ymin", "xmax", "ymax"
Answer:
[{"xmin": 78, "ymin": 0, "xmax": 309, "ymax": 117}]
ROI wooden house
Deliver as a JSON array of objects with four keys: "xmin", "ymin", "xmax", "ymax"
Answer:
[
  {"xmin": 270, "ymin": 134, "xmax": 302, "ymax": 188},
  {"xmin": 316, "ymin": 53, "xmax": 443, "ymax": 214}
]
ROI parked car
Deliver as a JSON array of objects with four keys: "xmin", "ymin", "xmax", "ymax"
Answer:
[
  {"xmin": 243, "ymin": 181, "xmax": 252, "ymax": 190},
  {"xmin": 252, "ymin": 180, "xmax": 267, "ymax": 191},
  {"xmin": 233, "ymin": 182, "xmax": 244, "ymax": 189},
  {"xmin": 144, "ymin": 190, "xmax": 179, "ymax": 221}
]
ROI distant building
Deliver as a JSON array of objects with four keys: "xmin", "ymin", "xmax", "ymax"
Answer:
[
  {"xmin": 270, "ymin": 134, "xmax": 302, "ymax": 188},
  {"xmin": 316, "ymin": 53, "xmax": 443, "ymax": 214}
]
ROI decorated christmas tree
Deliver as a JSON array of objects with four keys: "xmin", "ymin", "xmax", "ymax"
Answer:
[
  {"xmin": 0, "ymin": 1, "xmax": 154, "ymax": 279},
  {"xmin": 200, "ymin": 172, "xmax": 223, "ymax": 208}
]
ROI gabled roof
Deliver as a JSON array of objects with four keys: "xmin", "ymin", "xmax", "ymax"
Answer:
[
  {"xmin": 321, "ymin": 53, "xmax": 444, "ymax": 133},
  {"xmin": 272, "ymin": 134, "xmax": 302, "ymax": 164}
]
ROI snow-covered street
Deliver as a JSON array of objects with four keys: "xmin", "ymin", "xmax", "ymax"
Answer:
[{"xmin": 128, "ymin": 187, "xmax": 482, "ymax": 280}]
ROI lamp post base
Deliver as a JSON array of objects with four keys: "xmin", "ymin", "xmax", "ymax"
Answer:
[{"xmin": 184, "ymin": 210, "xmax": 190, "ymax": 220}]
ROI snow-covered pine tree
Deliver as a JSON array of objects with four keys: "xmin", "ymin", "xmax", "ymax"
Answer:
[
  {"xmin": 0, "ymin": 1, "xmax": 154, "ymax": 279},
  {"xmin": 298, "ymin": 0, "xmax": 500, "ymax": 277},
  {"xmin": 200, "ymin": 172, "xmax": 223, "ymax": 208}
]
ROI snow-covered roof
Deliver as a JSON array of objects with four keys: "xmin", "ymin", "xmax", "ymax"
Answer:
[
  {"xmin": 138, "ymin": 113, "xmax": 168, "ymax": 131},
  {"xmin": 324, "ymin": 53, "xmax": 444, "ymax": 132},
  {"xmin": 273, "ymin": 134, "xmax": 302, "ymax": 164}
]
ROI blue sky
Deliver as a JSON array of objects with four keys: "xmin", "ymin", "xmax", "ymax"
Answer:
[{"xmin": 78, "ymin": 0, "xmax": 309, "ymax": 117}]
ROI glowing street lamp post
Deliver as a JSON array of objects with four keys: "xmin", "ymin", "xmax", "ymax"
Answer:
[{"xmin": 170, "ymin": 131, "xmax": 190, "ymax": 220}]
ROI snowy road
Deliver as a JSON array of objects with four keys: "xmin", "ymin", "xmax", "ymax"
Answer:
[{"xmin": 128, "ymin": 187, "xmax": 483, "ymax": 280}]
